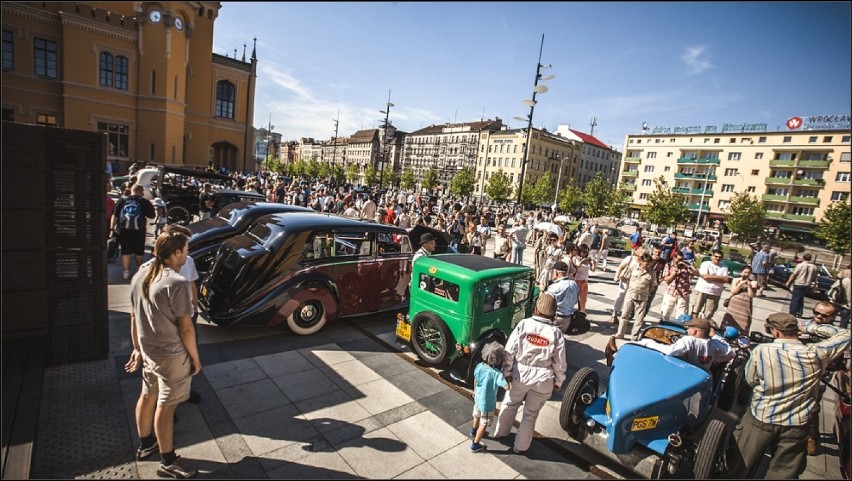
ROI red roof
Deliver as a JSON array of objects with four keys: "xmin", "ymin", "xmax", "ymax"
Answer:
[{"xmin": 569, "ymin": 129, "xmax": 610, "ymax": 150}]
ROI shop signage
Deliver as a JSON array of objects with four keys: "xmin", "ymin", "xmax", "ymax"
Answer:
[
  {"xmin": 786, "ymin": 114, "xmax": 850, "ymax": 131},
  {"xmin": 651, "ymin": 123, "xmax": 767, "ymax": 135}
]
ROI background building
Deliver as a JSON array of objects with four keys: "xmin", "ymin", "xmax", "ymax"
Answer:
[
  {"xmin": 2, "ymin": 1, "xmax": 257, "ymax": 174},
  {"xmin": 618, "ymin": 117, "xmax": 851, "ymax": 238},
  {"xmin": 554, "ymin": 125, "xmax": 622, "ymax": 188}
]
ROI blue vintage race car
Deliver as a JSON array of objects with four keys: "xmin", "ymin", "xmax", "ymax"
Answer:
[{"xmin": 559, "ymin": 320, "xmax": 749, "ymax": 479}]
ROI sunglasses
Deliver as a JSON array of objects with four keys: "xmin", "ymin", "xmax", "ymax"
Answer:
[{"xmin": 813, "ymin": 311, "xmax": 834, "ymax": 318}]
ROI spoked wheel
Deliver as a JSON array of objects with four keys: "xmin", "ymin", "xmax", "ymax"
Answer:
[
  {"xmin": 694, "ymin": 419, "xmax": 727, "ymax": 479},
  {"xmin": 410, "ymin": 312, "xmax": 451, "ymax": 366},
  {"xmin": 559, "ymin": 367, "xmax": 599, "ymax": 439},
  {"xmin": 167, "ymin": 204, "xmax": 192, "ymax": 225},
  {"xmin": 287, "ymin": 299, "xmax": 327, "ymax": 335}
]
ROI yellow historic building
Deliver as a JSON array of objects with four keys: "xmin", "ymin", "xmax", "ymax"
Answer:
[{"xmin": 2, "ymin": 1, "xmax": 256, "ymax": 174}]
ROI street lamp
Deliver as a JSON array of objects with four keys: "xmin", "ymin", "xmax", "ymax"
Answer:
[
  {"xmin": 379, "ymin": 90, "xmax": 394, "ymax": 188},
  {"xmin": 552, "ymin": 153, "xmax": 565, "ymax": 212},
  {"xmin": 478, "ymin": 132, "xmax": 491, "ymax": 205},
  {"xmin": 696, "ymin": 163, "xmax": 716, "ymax": 228},
  {"xmin": 332, "ymin": 110, "xmax": 340, "ymax": 184},
  {"xmin": 513, "ymin": 33, "xmax": 554, "ymax": 208}
]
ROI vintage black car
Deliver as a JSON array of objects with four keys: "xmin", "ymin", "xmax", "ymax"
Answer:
[
  {"xmin": 768, "ymin": 260, "xmax": 835, "ymax": 299},
  {"xmin": 188, "ymin": 202, "xmax": 316, "ymax": 277},
  {"xmin": 199, "ymin": 213, "xmax": 414, "ymax": 335}
]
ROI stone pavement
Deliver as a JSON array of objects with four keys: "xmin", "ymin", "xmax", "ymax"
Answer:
[{"xmin": 28, "ymin": 233, "xmax": 844, "ymax": 479}]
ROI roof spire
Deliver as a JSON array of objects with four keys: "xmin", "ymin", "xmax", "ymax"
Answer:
[
  {"xmin": 251, "ymin": 37, "xmax": 257, "ymax": 61},
  {"xmin": 242, "ymin": 43, "xmax": 246, "ymax": 62}
]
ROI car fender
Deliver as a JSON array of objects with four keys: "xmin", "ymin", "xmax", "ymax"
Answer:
[
  {"xmin": 449, "ymin": 328, "xmax": 509, "ymax": 385},
  {"xmin": 268, "ymin": 279, "xmax": 339, "ymax": 327}
]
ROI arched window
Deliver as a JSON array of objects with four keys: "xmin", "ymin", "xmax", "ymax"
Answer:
[
  {"xmin": 99, "ymin": 52, "xmax": 113, "ymax": 87},
  {"xmin": 215, "ymin": 80, "xmax": 235, "ymax": 118},
  {"xmin": 115, "ymin": 56, "xmax": 128, "ymax": 90}
]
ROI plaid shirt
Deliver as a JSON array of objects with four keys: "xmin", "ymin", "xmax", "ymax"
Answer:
[
  {"xmin": 663, "ymin": 261, "xmax": 693, "ymax": 298},
  {"xmin": 745, "ymin": 323, "xmax": 850, "ymax": 426}
]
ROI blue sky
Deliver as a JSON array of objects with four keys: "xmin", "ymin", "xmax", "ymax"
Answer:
[{"xmin": 212, "ymin": 2, "xmax": 851, "ymax": 152}]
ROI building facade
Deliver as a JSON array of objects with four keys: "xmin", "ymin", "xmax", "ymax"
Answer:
[
  {"xmin": 554, "ymin": 125, "xmax": 622, "ymax": 188},
  {"xmin": 2, "ymin": 1, "xmax": 256, "ymax": 174},
  {"xmin": 618, "ymin": 117, "xmax": 851, "ymax": 236}
]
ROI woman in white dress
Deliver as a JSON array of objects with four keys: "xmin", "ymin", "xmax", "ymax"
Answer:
[{"xmin": 537, "ymin": 235, "xmax": 563, "ymax": 288}]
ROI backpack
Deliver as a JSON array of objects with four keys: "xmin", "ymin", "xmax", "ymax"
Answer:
[
  {"xmin": 119, "ymin": 197, "xmax": 144, "ymax": 231},
  {"xmin": 565, "ymin": 311, "xmax": 590, "ymax": 336},
  {"xmin": 630, "ymin": 231, "xmax": 642, "ymax": 245},
  {"xmin": 828, "ymin": 280, "xmax": 847, "ymax": 306}
]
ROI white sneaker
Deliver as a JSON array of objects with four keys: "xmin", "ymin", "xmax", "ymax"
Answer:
[{"xmin": 123, "ymin": 270, "xmax": 130, "ymax": 280}]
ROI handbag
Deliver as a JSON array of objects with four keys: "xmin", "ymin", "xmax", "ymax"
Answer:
[
  {"xmin": 107, "ymin": 235, "xmax": 119, "ymax": 262},
  {"xmin": 722, "ymin": 296, "xmax": 731, "ymax": 308}
]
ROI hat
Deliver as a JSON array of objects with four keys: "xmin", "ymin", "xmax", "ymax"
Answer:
[
  {"xmin": 685, "ymin": 317, "xmax": 712, "ymax": 332},
  {"xmin": 765, "ymin": 312, "xmax": 798, "ymax": 334},
  {"xmin": 481, "ymin": 341, "xmax": 505, "ymax": 367},
  {"xmin": 552, "ymin": 261, "xmax": 569, "ymax": 272},
  {"xmin": 536, "ymin": 292, "xmax": 557, "ymax": 317},
  {"xmin": 419, "ymin": 233, "xmax": 436, "ymax": 245}
]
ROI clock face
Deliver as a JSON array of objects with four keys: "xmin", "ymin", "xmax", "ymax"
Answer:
[
  {"xmin": 148, "ymin": 9, "xmax": 161, "ymax": 23},
  {"xmin": 175, "ymin": 17, "xmax": 183, "ymax": 31}
]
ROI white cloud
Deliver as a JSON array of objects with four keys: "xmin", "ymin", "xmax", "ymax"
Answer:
[{"xmin": 681, "ymin": 45, "xmax": 713, "ymax": 75}]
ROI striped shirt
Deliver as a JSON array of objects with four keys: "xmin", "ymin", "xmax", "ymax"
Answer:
[{"xmin": 745, "ymin": 323, "xmax": 850, "ymax": 426}]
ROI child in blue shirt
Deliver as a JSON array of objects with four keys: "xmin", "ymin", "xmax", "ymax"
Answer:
[{"xmin": 470, "ymin": 341, "xmax": 511, "ymax": 452}]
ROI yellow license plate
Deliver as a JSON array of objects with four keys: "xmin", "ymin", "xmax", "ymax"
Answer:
[
  {"xmin": 395, "ymin": 318, "xmax": 411, "ymax": 342},
  {"xmin": 631, "ymin": 416, "xmax": 659, "ymax": 432},
  {"xmin": 201, "ymin": 285, "xmax": 208, "ymax": 297}
]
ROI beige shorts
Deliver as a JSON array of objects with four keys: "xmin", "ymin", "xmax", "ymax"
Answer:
[
  {"xmin": 472, "ymin": 405, "xmax": 496, "ymax": 426},
  {"xmin": 141, "ymin": 352, "xmax": 192, "ymax": 406}
]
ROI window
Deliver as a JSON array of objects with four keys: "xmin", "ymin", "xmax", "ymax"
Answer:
[
  {"xmin": 713, "ymin": 138, "xmax": 720, "ymax": 144},
  {"xmin": 840, "ymin": 152, "xmax": 850, "ymax": 163},
  {"xmin": 728, "ymin": 152, "xmax": 741, "ymax": 161},
  {"xmin": 751, "ymin": 169, "xmax": 759, "ymax": 175},
  {"xmin": 2, "ymin": 108, "xmax": 13, "ymax": 122},
  {"xmin": 34, "ymin": 38, "xmax": 57, "ymax": 78},
  {"xmin": 724, "ymin": 168, "xmax": 739, "ymax": 176},
  {"xmin": 513, "ymin": 279, "xmax": 531, "ymax": 305},
  {"xmin": 647, "ymin": 152, "xmax": 657, "ymax": 159},
  {"xmin": 99, "ymin": 52, "xmax": 113, "ymax": 87},
  {"xmin": 643, "ymin": 165, "xmax": 654, "ymax": 173},
  {"xmin": 334, "ymin": 232, "xmax": 370, "ymax": 257},
  {"xmin": 730, "ymin": 138, "xmax": 736, "ymax": 143},
  {"xmin": 809, "ymin": 136, "xmax": 818, "ymax": 143},
  {"xmin": 843, "ymin": 136, "xmax": 851, "ymax": 143},
  {"xmin": 419, "ymin": 273, "xmax": 460, "ymax": 302},
  {"xmin": 783, "ymin": 136, "xmax": 792, "ymax": 143},
  {"xmin": 718, "ymin": 200, "xmax": 730, "ymax": 209},
  {"xmin": 639, "ymin": 193, "xmax": 648, "ymax": 200},
  {"xmin": 483, "ymin": 280, "xmax": 511, "ymax": 312},
  {"xmin": 721, "ymin": 184, "xmax": 735, "ymax": 192},
  {"xmin": 2, "ymin": 30, "xmax": 13, "ymax": 71},
  {"xmin": 747, "ymin": 186, "xmax": 756, "ymax": 193},
  {"xmin": 757, "ymin": 137, "xmax": 766, "ymax": 143},
  {"xmin": 664, "ymin": 166, "xmax": 671, "ymax": 172},
  {"xmin": 831, "ymin": 191, "xmax": 850, "ymax": 201},
  {"xmin": 793, "ymin": 189, "xmax": 818, "ymax": 198},
  {"xmin": 790, "ymin": 207, "xmax": 814, "ymax": 216},
  {"xmin": 802, "ymin": 152, "xmax": 827, "ymax": 161},
  {"xmin": 836, "ymin": 172, "xmax": 851, "ymax": 182},
  {"xmin": 36, "ymin": 113, "xmax": 56, "ymax": 126},
  {"xmin": 97, "ymin": 122, "xmax": 130, "ymax": 157},
  {"xmin": 824, "ymin": 136, "xmax": 833, "ymax": 143},
  {"xmin": 378, "ymin": 231, "xmax": 411, "ymax": 256},
  {"xmin": 215, "ymin": 80, "xmax": 235, "ymax": 118},
  {"xmin": 776, "ymin": 152, "xmax": 796, "ymax": 161},
  {"xmin": 641, "ymin": 179, "xmax": 652, "ymax": 186},
  {"xmin": 767, "ymin": 188, "xmax": 788, "ymax": 196},
  {"xmin": 755, "ymin": 152, "xmax": 763, "ymax": 160},
  {"xmin": 115, "ymin": 56, "xmax": 128, "ymax": 90}
]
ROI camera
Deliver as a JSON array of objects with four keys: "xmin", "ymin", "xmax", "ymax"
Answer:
[{"xmin": 677, "ymin": 261, "xmax": 687, "ymax": 269}]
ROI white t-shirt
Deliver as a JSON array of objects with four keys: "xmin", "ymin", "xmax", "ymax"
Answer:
[{"xmin": 694, "ymin": 260, "xmax": 728, "ymax": 296}]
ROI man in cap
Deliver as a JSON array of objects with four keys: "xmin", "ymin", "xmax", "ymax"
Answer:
[
  {"xmin": 493, "ymin": 293, "xmax": 567, "ymax": 454},
  {"xmin": 605, "ymin": 316, "xmax": 733, "ymax": 370},
  {"xmin": 412, "ymin": 233, "xmax": 437, "ymax": 264},
  {"xmin": 726, "ymin": 312, "xmax": 850, "ymax": 479},
  {"xmin": 546, "ymin": 261, "xmax": 580, "ymax": 333}
]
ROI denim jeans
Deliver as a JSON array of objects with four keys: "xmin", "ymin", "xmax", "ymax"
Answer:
[
  {"xmin": 839, "ymin": 306, "xmax": 850, "ymax": 329},
  {"xmin": 789, "ymin": 285, "xmax": 808, "ymax": 317}
]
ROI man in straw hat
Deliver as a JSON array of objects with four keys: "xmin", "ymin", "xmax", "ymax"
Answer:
[
  {"xmin": 726, "ymin": 312, "xmax": 850, "ymax": 478},
  {"xmin": 493, "ymin": 292, "xmax": 567, "ymax": 454}
]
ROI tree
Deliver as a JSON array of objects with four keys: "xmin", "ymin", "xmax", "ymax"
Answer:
[
  {"xmin": 318, "ymin": 162, "xmax": 331, "ymax": 181},
  {"xmin": 524, "ymin": 172, "xmax": 555, "ymax": 207},
  {"xmin": 363, "ymin": 166, "xmax": 379, "ymax": 186},
  {"xmin": 345, "ymin": 164, "xmax": 360, "ymax": 184},
  {"xmin": 450, "ymin": 167, "xmax": 476, "ymax": 199},
  {"xmin": 400, "ymin": 168, "xmax": 417, "ymax": 191},
  {"xmin": 725, "ymin": 192, "xmax": 765, "ymax": 244},
  {"xmin": 581, "ymin": 172, "xmax": 612, "ymax": 218},
  {"xmin": 330, "ymin": 164, "xmax": 345, "ymax": 184},
  {"xmin": 557, "ymin": 180, "xmax": 583, "ymax": 215},
  {"xmin": 305, "ymin": 159, "xmax": 321, "ymax": 179},
  {"xmin": 816, "ymin": 201, "xmax": 851, "ymax": 262},
  {"xmin": 485, "ymin": 169, "xmax": 513, "ymax": 204},
  {"xmin": 643, "ymin": 176, "xmax": 689, "ymax": 230},
  {"xmin": 422, "ymin": 167, "xmax": 439, "ymax": 192},
  {"xmin": 606, "ymin": 183, "xmax": 631, "ymax": 219}
]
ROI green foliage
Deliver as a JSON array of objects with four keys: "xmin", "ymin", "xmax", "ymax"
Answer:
[
  {"xmin": 305, "ymin": 159, "xmax": 321, "ymax": 179},
  {"xmin": 725, "ymin": 192, "xmax": 765, "ymax": 243},
  {"xmin": 581, "ymin": 172, "xmax": 612, "ymax": 218},
  {"xmin": 345, "ymin": 164, "xmax": 360, "ymax": 184},
  {"xmin": 606, "ymin": 183, "xmax": 631, "ymax": 218},
  {"xmin": 525, "ymin": 171, "xmax": 555, "ymax": 206},
  {"xmin": 450, "ymin": 167, "xmax": 476, "ymax": 198},
  {"xmin": 330, "ymin": 164, "xmax": 345, "ymax": 183},
  {"xmin": 558, "ymin": 180, "xmax": 583, "ymax": 214},
  {"xmin": 264, "ymin": 154, "xmax": 281, "ymax": 174},
  {"xmin": 643, "ymin": 176, "xmax": 689, "ymax": 228},
  {"xmin": 400, "ymin": 168, "xmax": 417, "ymax": 191},
  {"xmin": 363, "ymin": 166, "xmax": 379, "ymax": 186},
  {"xmin": 485, "ymin": 169, "xmax": 513, "ymax": 204},
  {"xmin": 422, "ymin": 167, "xmax": 439, "ymax": 192},
  {"xmin": 816, "ymin": 201, "xmax": 852, "ymax": 256},
  {"xmin": 318, "ymin": 162, "xmax": 331, "ymax": 180}
]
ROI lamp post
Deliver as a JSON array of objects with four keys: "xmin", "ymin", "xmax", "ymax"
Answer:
[
  {"xmin": 696, "ymin": 163, "xmax": 716, "ymax": 228},
  {"xmin": 513, "ymin": 34, "xmax": 554, "ymax": 208},
  {"xmin": 265, "ymin": 113, "xmax": 274, "ymax": 174},
  {"xmin": 478, "ymin": 132, "xmax": 491, "ymax": 205},
  {"xmin": 379, "ymin": 90, "xmax": 394, "ymax": 188},
  {"xmin": 552, "ymin": 153, "xmax": 564, "ymax": 212}
]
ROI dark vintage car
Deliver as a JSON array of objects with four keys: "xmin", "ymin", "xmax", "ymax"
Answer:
[
  {"xmin": 198, "ymin": 213, "xmax": 415, "ymax": 335},
  {"xmin": 768, "ymin": 260, "xmax": 835, "ymax": 299},
  {"xmin": 188, "ymin": 202, "xmax": 316, "ymax": 277}
]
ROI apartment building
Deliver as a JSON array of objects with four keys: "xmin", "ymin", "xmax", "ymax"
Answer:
[
  {"xmin": 554, "ymin": 126, "xmax": 622, "ymax": 188},
  {"xmin": 2, "ymin": 1, "xmax": 256, "ymax": 174},
  {"xmin": 618, "ymin": 116, "xmax": 851, "ymax": 236},
  {"xmin": 474, "ymin": 127, "xmax": 581, "ymax": 203}
]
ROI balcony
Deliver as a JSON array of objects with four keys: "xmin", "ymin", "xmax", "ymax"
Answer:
[
  {"xmin": 623, "ymin": 156, "xmax": 642, "ymax": 164},
  {"xmin": 622, "ymin": 183, "xmax": 636, "ymax": 192},
  {"xmin": 622, "ymin": 170, "xmax": 639, "ymax": 178},
  {"xmin": 798, "ymin": 160, "xmax": 830, "ymax": 169},
  {"xmin": 677, "ymin": 157, "xmax": 721, "ymax": 165},
  {"xmin": 687, "ymin": 203, "xmax": 710, "ymax": 212},
  {"xmin": 765, "ymin": 176, "xmax": 792, "ymax": 185},
  {"xmin": 769, "ymin": 159, "xmax": 797, "ymax": 168},
  {"xmin": 792, "ymin": 178, "xmax": 824, "ymax": 186},
  {"xmin": 761, "ymin": 194, "xmax": 788, "ymax": 202},
  {"xmin": 671, "ymin": 187, "xmax": 690, "ymax": 194},
  {"xmin": 690, "ymin": 188, "xmax": 714, "ymax": 196},
  {"xmin": 765, "ymin": 211, "xmax": 784, "ymax": 219},
  {"xmin": 789, "ymin": 196, "xmax": 820, "ymax": 206},
  {"xmin": 786, "ymin": 214, "xmax": 816, "ymax": 222},
  {"xmin": 674, "ymin": 172, "xmax": 718, "ymax": 182}
]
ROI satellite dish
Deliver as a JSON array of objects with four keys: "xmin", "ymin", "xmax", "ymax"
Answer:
[
  {"xmin": 533, "ymin": 85, "xmax": 549, "ymax": 94},
  {"xmin": 522, "ymin": 99, "xmax": 537, "ymax": 107},
  {"xmin": 513, "ymin": 116, "xmax": 528, "ymax": 123},
  {"xmin": 539, "ymin": 74, "xmax": 555, "ymax": 81}
]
